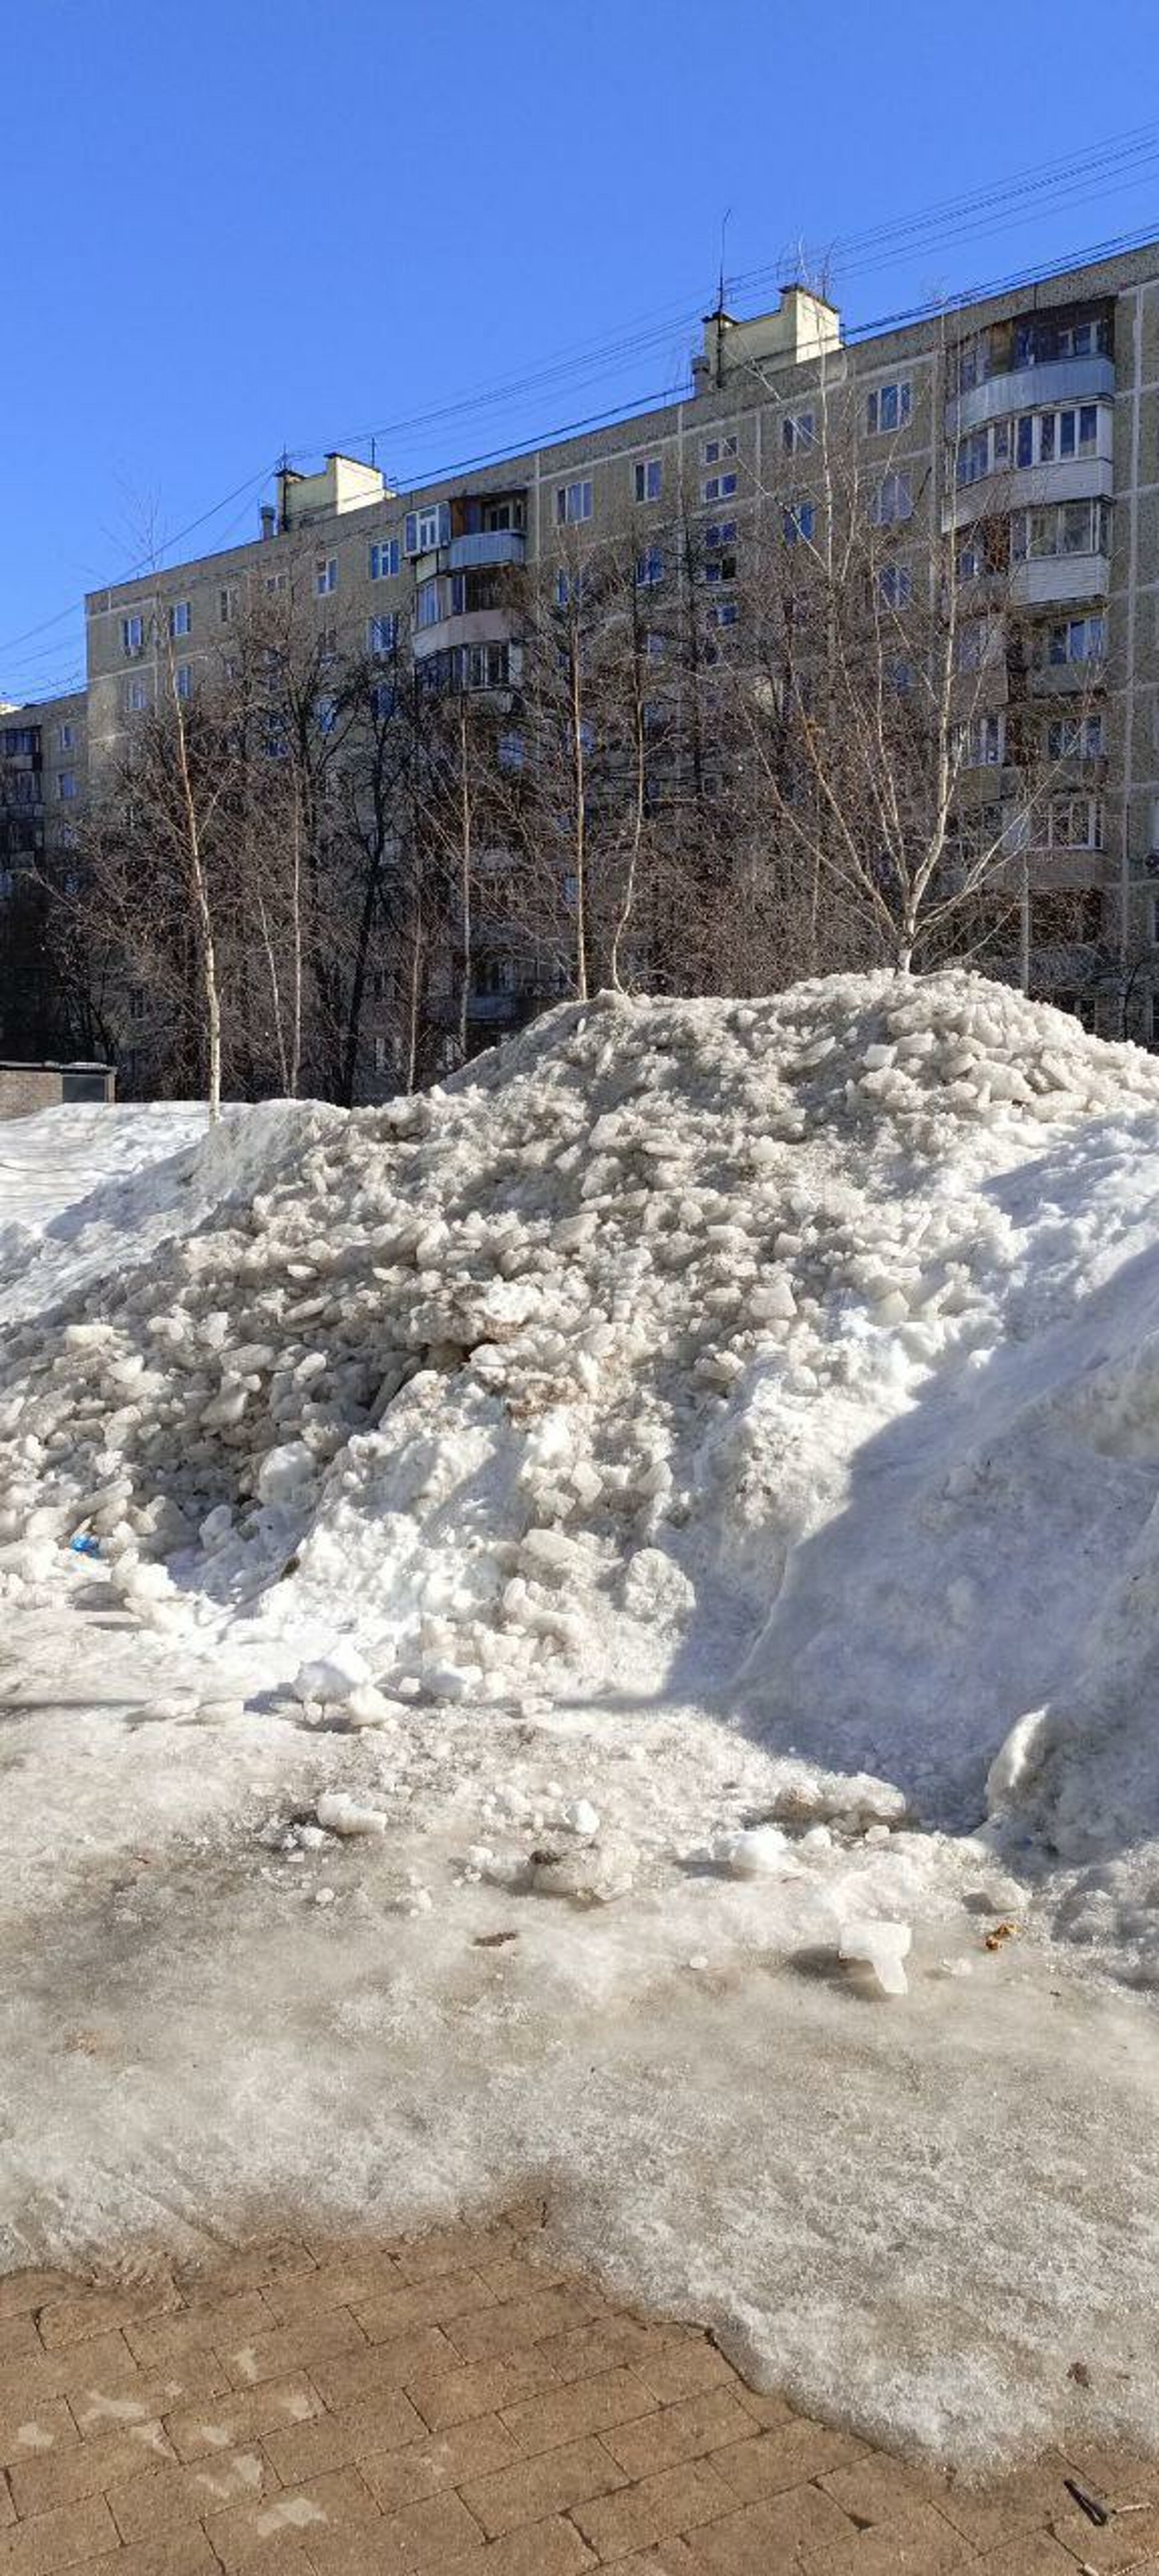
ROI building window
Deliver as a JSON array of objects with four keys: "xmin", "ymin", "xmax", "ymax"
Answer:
[
  {"xmin": 123, "ymin": 676, "xmax": 148, "ymax": 714},
  {"xmin": 219, "ymin": 586, "xmax": 236, "ymax": 623},
  {"xmin": 121, "ymin": 613, "xmax": 145, "ymax": 656},
  {"xmin": 635, "ymin": 546, "xmax": 664, "ymax": 588},
  {"xmin": 706, "ymin": 520, "xmax": 737, "ymax": 551},
  {"xmin": 174, "ymin": 664, "xmax": 193, "ymax": 700},
  {"xmin": 129, "ymin": 986, "xmax": 145, "ymax": 1020},
  {"xmin": 634, "ymin": 458, "xmax": 662, "ymax": 502},
  {"xmin": 878, "ymin": 564, "xmax": 912, "ymax": 608},
  {"xmin": 1012, "ymin": 499, "xmax": 1110, "ymax": 561},
  {"xmin": 498, "ymin": 731, "xmax": 523, "ymax": 771},
  {"xmin": 369, "ymin": 539, "xmax": 400, "ymax": 580},
  {"xmin": 404, "ymin": 504, "xmax": 450, "ymax": 555},
  {"xmin": 314, "ymin": 557, "xmax": 337, "ymax": 597},
  {"xmin": 265, "ymin": 570, "xmax": 289, "ymax": 595},
  {"xmin": 783, "ymin": 411, "xmax": 814, "ymax": 453},
  {"xmin": 169, "ymin": 600, "xmax": 191, "ymax": 638},
  {"xmin": 959, "ymin": 714, "xmax": 1004, "ymax": 766},
  {"xmin": 708, "ymin": 600, "xmax": 738, "ymax": 628},
  {"xmin": 57, "ymin": 770, "xmax": 77, "ymax": 801},
  {"xmin": 866, "ymin": 380, "xmax": 912, "ymax": 435},
  {"xmin": 782, "ymin": 501, "xmax": 815, "ymax": 545},
  {"xmin": 57, "ymin": 722, "xmax": 74, "ymax": 752},
  {"xmin": 464, "ymin": 641, "xmax": 511, "ymax": 688},
  {"xmin": 368, "ymin": 613, "xmax": 398, "ymax": 658},
  {"xmin": 1047, "ymin": 714, "xmax": 1105, "ymax": 758},
  {"xmin": 373, "ymin": 1034, "xmax": 389, "ymax": 1074},
  {"xmin": 371, "ymin": 681, "xmax": 397, "ymax": 720},
  {"xmin": 1044, "ymin": 614, "xmax": 1105, "ymax": 666},
  {"xmin": 556, "ymin": 479, "xmax": 593, "ymax": 525},
  {"xmin": 704, "ymin": 552, "xmax": 736, "ymax": 585},
  {"xmin": 416, "ymin": 579, "xmax": 442, "ymax": 629},
  {"xmin": 316, "ymin": 694, "xmax": 337, "ymax": 734},
  {"xmin": 1049, "ymin": 794, "xmax": 1102, "ymax": 850},
  {"xmin": 702, "ymin": 470, "xmax": 738, "ymax": 504},
  {"xmin": 956, "ymin": 617, "xmax": 993, "ymax": 672},
  {"xmin": 872, "ymin": 471, "xmax": 913, "ymax": 526},
  {"xmin": 703, "ymin": 436, "xmax": 738, "ymax": 464}
]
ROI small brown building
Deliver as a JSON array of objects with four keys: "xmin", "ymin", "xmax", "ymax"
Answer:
[{"xmin": 0, "ymin": 1060, "xmax": 116, "ymax": 1120}]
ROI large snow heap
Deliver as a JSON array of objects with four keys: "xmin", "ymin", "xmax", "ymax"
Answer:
[{"xmin": 5, "ymin": 969, "xmax": 1159, "ymax": 1856}]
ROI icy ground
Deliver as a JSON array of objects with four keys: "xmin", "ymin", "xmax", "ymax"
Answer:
[{"xmin": 4, "ymin": 978, "xmax": 1159, "ymax": 2470}]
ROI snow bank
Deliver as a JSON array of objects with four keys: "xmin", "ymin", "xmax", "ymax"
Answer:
[
  {"xmin": 5, "ymin": 978, "xmax": 1159, "ymax": 1834},
  {"xmin": 0, "ymin": 1098, "xmax": 342, "ymax": 1328},
  {"xmin": 6, "ymin": 974, "xmax": 1159, "ymax": 2462}
]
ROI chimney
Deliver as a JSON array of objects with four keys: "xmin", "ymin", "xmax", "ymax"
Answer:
[{"xmin": 260, "ymin": 504, "xmax": 276, "ymax": 542}]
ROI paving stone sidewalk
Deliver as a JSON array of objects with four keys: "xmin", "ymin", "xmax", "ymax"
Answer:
[{"xmin": 0, "ymin": 2206, "xmax": 1151, "ymax": 2573}]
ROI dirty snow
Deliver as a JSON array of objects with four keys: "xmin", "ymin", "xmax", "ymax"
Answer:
[{"xmin": 3, "ymin": 972, "xmax": 1159, "ymax": 2468}]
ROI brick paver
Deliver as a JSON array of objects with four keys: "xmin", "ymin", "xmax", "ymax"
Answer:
[{"xmin": 0, "ymin": 2207, "xmax": 1146, "ymax": 2572}]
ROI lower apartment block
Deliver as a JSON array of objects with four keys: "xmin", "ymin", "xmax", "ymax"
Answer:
[{"xmin": 4, "ymin": 234, "xmax": 1159, "ymax": 1074}]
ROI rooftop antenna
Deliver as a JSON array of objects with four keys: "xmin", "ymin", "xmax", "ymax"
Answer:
[{"xmin": 716, "ymin": 207, "xmax": 732, "ymax": 316}]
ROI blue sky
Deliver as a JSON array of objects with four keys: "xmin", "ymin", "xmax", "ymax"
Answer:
[{"xmin": 4, "ymin": 0, "xmax": 1158, "ymax": 703}]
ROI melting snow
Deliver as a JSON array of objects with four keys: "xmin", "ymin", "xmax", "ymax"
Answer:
[{"xmin": 4, "ymin": 971, "xmax": 1159, "ymax": 2465}]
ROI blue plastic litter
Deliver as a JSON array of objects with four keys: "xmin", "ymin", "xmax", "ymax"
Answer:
[{"xmin": 69, "ymin": 1534, "xmax": 100, "ymax": 1558}]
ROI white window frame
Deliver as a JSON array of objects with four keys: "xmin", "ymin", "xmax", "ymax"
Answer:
[
  {"xmin": 872, "ymin": 470, "xmax": 913, "ymax": 527},
  {"xmin": 174, "ymin": 663, "xmax": 193, "ymax": 701},
  {"xmin": 122, "ymin": 676, "xmax": 148, "ymax": 714},
  {"xmin": 121, "ymin": 613, "xmax": 145, "ymax": 656},
  {"xmin": 219, "ymin": 586, "xmax": 236, "ymax": 624},
  {"xmin": 701, "ymin": 472, "xmax": 738, "ymax": 504},
  {"xmin": 57, "ymin": 769, "xmax": 77, "ymax": 801},
  {"xmin": 367, "ymin": 613, "xmax": 398, "ymax": 658},
  {"xmin": 168, "ymin": 599, "xmax": 191, "ymax": 638},
  {"xmin": 634, "ymin": 458, "xmax": 662, "ymax": 503},
  {"xmin": 959, "ymin": 713, "xmax": 1004, "ymax": 767},
  {"xmin": 703, "ymin": 435, "xmax": 738, "ymax": 464},
  {"xmin": 57, "ymin": 722, "xmax": 74, "ymax": 752},
  {"xmin": 1049, "ymin": 793, "xmax": 1103, "ymax": 851},
  {"xmin": 556, "ymin": 479, "xmax": 593, "ymax": 525},
  {"xmin": 866, "ymin": 380, "xmax": 912, "ymax": 435},
  {"xmin": 314, "ymin": 557, "xmax": 338, "ymax": 598},
  {"xmin": 369, "ymin": 539, "xmax": 400, "ymax": 580}
]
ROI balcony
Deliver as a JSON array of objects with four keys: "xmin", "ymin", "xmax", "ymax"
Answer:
[
  {"xmin": 947, "ymin": 354, "xmax": 1115, "ymax": 437},
  {"xmin": 412, "ymin": 606, "xmax": 517, "ymax": 663},
  {"xmin": 445, "ymin": 530, "xmax": 526, "ymax": 572},
  {"xmin": 945, "ymin": 454, "xmax": 1113, "ymax": 531},
  {"xmin": 1008, "ymin": 551, "xmax": 1110, "ymax": 609}
]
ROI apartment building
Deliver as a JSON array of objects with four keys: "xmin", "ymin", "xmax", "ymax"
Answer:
[
  {"xmin": 0, "ymin": 687, "xmax": 87, "ymax": 1055},
  {"xmin": 6, "ymin": 234, "xmax": 1159, "ymax": 1065}
]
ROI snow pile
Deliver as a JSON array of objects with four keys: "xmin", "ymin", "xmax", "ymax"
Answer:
[
  {"xmin": 0, "ymin": 1097, "xmax": 340, "ymax": 1328},
  {"xmin": 7, "ymin": 975, "xmax": 1159, "ymax": 2463},
  {"xmin": 5, "ymin": 973, "xmax": 1159, "ymax": 1830}
]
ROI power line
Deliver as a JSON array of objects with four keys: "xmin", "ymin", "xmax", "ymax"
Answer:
[
  {"xmin": 0, "ymin": 460, "xmax": 279, "ymax": 667},
  {"xmin": 5, "ymin": 141, "xmax": 1159, "ymax": 699}
]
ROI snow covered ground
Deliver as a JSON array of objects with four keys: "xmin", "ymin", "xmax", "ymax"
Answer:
[{"xmin": 4, "ymin": 978, "xmax": 1159, "ymax": 2470}]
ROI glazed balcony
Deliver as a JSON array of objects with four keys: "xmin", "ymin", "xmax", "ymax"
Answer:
[{"xmin": 947, "ymin": 353, "xmax": 1115, "ymax": 438}]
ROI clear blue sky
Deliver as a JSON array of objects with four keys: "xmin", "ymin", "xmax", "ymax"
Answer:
[{"xmin": 4, "ymin": 0, "xmax": 1158, "ymax": 703}]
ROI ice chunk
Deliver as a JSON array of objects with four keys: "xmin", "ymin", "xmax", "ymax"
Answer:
[
  {"xmin": 839, "ymin": 1918, "xmax": 912, "ymax": 1998},
  {"xmin": 292, "ymin": 1646, "xmax": 372, "ymax": 1705},
  {"xmin": 315, "ymin": 1792, "xmax": 389, "ymax": 1838},
  {"xmin": 718, "ymin": 1825, "xmax": 792, "ymax": 1878}
]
